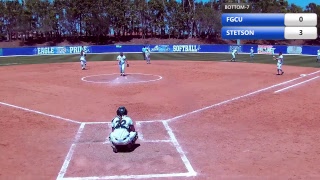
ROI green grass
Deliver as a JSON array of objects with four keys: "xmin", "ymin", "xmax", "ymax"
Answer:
[{"xmin": 0, "ymin": 53, "xmax": 319, "ymax": 68}]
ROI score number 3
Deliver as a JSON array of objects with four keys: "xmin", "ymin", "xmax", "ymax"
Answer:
[{"xmin": 299, "ymin": 17, "xmax": 303, "ymax": 35}]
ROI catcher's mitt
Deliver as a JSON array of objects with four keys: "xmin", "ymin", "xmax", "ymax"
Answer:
[{"xmin": 127, "ymin": 64, "xmax": 129, "ymax": 67}]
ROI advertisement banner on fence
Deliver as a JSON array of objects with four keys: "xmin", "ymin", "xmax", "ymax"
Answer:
[
  {"xmin": 34, "ymin": 46, "xmax": 91, "ymax": 55},
  {"xmin": 172, "ymin": 45, "xmax": 201, "ymax": 52},
  {"xmin": 229, "ymin": 45, "xmax": 242, "ymax": 52},
  {"xmin": 257, "ymin": 45, "xmax": 276, "ymax": 55},
  {"xmin": 287, "ymin": 46, "xmax": 302, "ymax": 54},
  {"xmin": 150, "ymin": 45, "xmax": 171, "ymax": 52}
]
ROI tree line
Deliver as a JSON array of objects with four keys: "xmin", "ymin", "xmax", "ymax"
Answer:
[{"xmin": 0, "ymin": 0, "xmax": 319, "ymax": 45}]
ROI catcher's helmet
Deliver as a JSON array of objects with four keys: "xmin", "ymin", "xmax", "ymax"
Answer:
[{"xmin": 117, "ymin": 106, "xmax": 128, "ymax": 116}]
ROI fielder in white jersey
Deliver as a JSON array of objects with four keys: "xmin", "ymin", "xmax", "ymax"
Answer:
[
  {"xmin": 117, "ymin": 52, "xmax": 128, "ymax": 76},
  {"xmin": 145, "ymin": 48, "xmax": 151, "ymax": 64},
  {"xmin": 80, "ymin": 46, "xmax": 87, "ymax": 70},
  {"xmin": 250, "ymin": 47, "xmax": 254, "ymax": 59},
  {"xmin": 317, "ymin": 49, "xmax": 320, "ymax": 62},
  {"xmin": 109, "ymin": 107, "xmax": 138, "ymax": 149},
  {"xmin": 274, "ymin": 52, "xmax": 284, "ymax": 75},
  {"xmin": 231, "ymin": 49, "xmax": 238, "ymax": 62}
]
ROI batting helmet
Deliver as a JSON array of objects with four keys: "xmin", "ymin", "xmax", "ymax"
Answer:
[{"xmin": 117, "ymin": 106, "xmax": 128, "ymax": 116}]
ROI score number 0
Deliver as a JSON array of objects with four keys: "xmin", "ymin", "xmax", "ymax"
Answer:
[{"xmin": 299, "ymin": 16, "xmax": 303, "ymax": 35}]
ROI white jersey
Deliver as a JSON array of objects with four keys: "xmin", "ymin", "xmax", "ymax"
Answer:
[
  {"xmin": 145, "ymin": 48, "xmax": 150, "ymax": 56},
  {"xmin": 111, "ymin": 116, "xmax": 133, "ymax": 129},
  {"xmin": 80, "ymin": 50, "xmax": 86, "ymax": 60},
  {"xmin": 250, "ymin": 49, "xmax": 254, "ymax": 53},
  {"xmin": 232, "ymin": 49, "xmax": 237, "ymax": 54},
  {"xmin": 317, "ymin": 50, "xmax": 320, "ymax": 56},
  {"xmin": 117, "ymin": 55, "xmax": 126, "ymax": 65},
  {"xmin": 277, "ymin": 55, "xmax": 283, "ymax": 65}
]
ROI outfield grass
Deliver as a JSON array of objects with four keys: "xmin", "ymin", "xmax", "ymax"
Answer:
[{"xmin": 0, "ymin": 53, "xmax": 319, "ymax": 68}]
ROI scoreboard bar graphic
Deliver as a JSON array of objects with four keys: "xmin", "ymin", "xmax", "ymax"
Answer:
[{"xmin": 221, "ymin": 13, "xmax": 318, "ymax": 40}]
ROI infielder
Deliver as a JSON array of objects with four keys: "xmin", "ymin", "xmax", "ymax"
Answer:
[
  {"xmin": 142, "ymin": 46, "xmax": 146, "ymax": 60},
  {"xmin": 274, "ymin": 52, "xmax": 284, "ymax": 75},
  {"xmin": 250, "ymin": 47, "xmax": 254, "ymax": 59},
  {"xmin": 145, "ymin": 47, "xmax": 151, "ymax": 64},
  {"xmin": 231, "ymin": 48, "xmax": 238, "ymax": 62},
  {"xmin": 117, "ymin": 52, "xmax": 128, "ymax": 76},
  {"xmin": 109, "ymin": 107, "xmax": 138, "ymax": 144},
  {"xmin": 317, "ymin": 49, "xmax": 320, "ymax": 62},
  {"xmin": 80, "ymin": 46, "xmax": 87, "ymax": 70}
]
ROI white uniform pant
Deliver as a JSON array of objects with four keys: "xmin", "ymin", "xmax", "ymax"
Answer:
[
  {"xmin": 119, "ymin": 64, "xmax": 125, "ymax": 73},
  {"xmin": 109, "ymin": 131, "xmax": 137, "ymax": 145},
  {"xmin": 80, "ymin": 57, "xmax": 86, "ymax": 67},
  {"xmin": 277, "ymin": 63, "xmax": 282, "ymax": 70}
]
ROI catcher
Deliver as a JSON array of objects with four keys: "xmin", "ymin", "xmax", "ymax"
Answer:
[
  {"xmin": 117, "ymin": 52, "xmax": 129, "ymax": 76},
  {"xmin": 109, "ymin": 106, "xmax": 138, "ymax": 152}
]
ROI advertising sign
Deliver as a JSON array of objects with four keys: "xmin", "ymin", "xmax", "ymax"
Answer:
[
  {"xmin": 33, "ymin": 46, "xmax": 91, "ymax": 55},
  {"xmin": 229, "ymin": 45, "xmax": 242, "ymax": 52},
  {"xmin": 172, "ymin": 45, "xmax": 201, "ymax": 52},
  {"xmin": 257, "ymin": 45, "xmax": 276, "ymax": 55},
  {"xmin": 150, "ymin": 45, "xmax": 171, "ymax": 52},
  {"xmin": 287, "ymin": 46, "xmax": 302, "ymax": 54}
]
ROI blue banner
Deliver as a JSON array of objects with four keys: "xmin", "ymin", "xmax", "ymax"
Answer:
[{"xmin": 1, "ymin": 44, "xmax": 320, "ymax": 56}]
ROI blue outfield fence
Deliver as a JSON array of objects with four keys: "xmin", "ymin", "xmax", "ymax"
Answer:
[{"xmin": 0, "ymin": 44, "xmax": 319, "ymax": 57}]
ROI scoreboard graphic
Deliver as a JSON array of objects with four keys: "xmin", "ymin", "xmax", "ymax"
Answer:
[{"xmin": 221, "ymin": 3, "xmax": 318, "ymax": 40}]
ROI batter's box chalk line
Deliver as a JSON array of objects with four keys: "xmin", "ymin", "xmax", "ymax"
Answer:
[{"xmin": 57, "ymin": 121, "xmax": 197, "ymax": 180}]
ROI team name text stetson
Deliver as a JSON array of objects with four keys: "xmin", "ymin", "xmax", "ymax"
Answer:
[{"xmin": 226, "ymin": 30, "xmax": 254, "ymax": 35}]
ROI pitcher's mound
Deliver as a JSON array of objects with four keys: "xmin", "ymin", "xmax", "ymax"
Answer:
[{"xmin": 81, "ymin": 73, "xmax": 162, "ymax": 84}]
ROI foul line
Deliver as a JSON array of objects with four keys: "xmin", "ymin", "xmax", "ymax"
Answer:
[
  {"xmin": 162, "ymin": 121, "xmax": 197, "ymax": 176},
  {"xmin": 57, "ymin": 123, "xmax": 86, "ymax": 180},
  {"xmin": 0, "ymin": 101, "xmax": 80, "ymax": 124},
  {"xmin": 274, "ymin": 76, "xmax": 319, "ymax": 93},
  {"xmin": 61, "ymin": 172, "xmax": 195, "ymax": 180},
  {"xmin": 165, "ymin": 70, "xmax": 320, "ymax": 122}
]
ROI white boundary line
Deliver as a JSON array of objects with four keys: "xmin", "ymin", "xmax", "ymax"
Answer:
[
  {"xmin": 165, "ymin": 70, "xmax": 320, "ymax": 122},
  {"xmin": 82, "ymin": 120, "xmax": 164, "ymax": 124},
  {"xmin": 60, "ymin": 121, "xmax": 195, "ymax": 180},
  {"xmin": 103, "ymin": 139, "xmax": 171, "ymax": 144},
  {"xmin": 136, "ymin": 122, "xmax": 144, "ymax": 140},
  {"xmin": 61, "ymin": 172, "xmax": 195, "ymax": 180},
  {"xmin": 57, "ymin": 123, "xmax": 86, "ymax": 179},
  {"xmin": 81, "ymin": 73, "xmax": 163, "ymax": 84},
  {"xmin": 0, "ymin": 101, "xmax": 80, "ymax": 124},
  {"xmin": 274, "ymin": 76, "xmax": 319, "ymax": 93},
  {"xmin": 162, "ymin": 121, "xmax": 197, "ymax": 176}
]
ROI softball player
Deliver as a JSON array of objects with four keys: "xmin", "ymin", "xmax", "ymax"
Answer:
[
  {"xmin": 109, "ymin": 107, "xmax": 138, "ymax": 148},
  {"xmin": 250, "ymin": 47, "xmax": 254, "ymax": 59},
  {"xmin": 145, "ymin": 47, "xmax": 151, "ymax": 64},
  {"xmin": 231, "ymin": 48, "xmax": 237, "ymax": 62},
  {"xmin": 274, "ymin": 52, "xmax": 284, "ymax": 75},
  {"xmin": 80, "ymin": 46, "xmax": 86, "ymax": 70},
  {"xmin": 117, "ymin": 52, "xmax": 128, "ymax": 76},
  {"xmin": 317, "ymin": 49, "xmax": 320, "ymax": 62}
]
